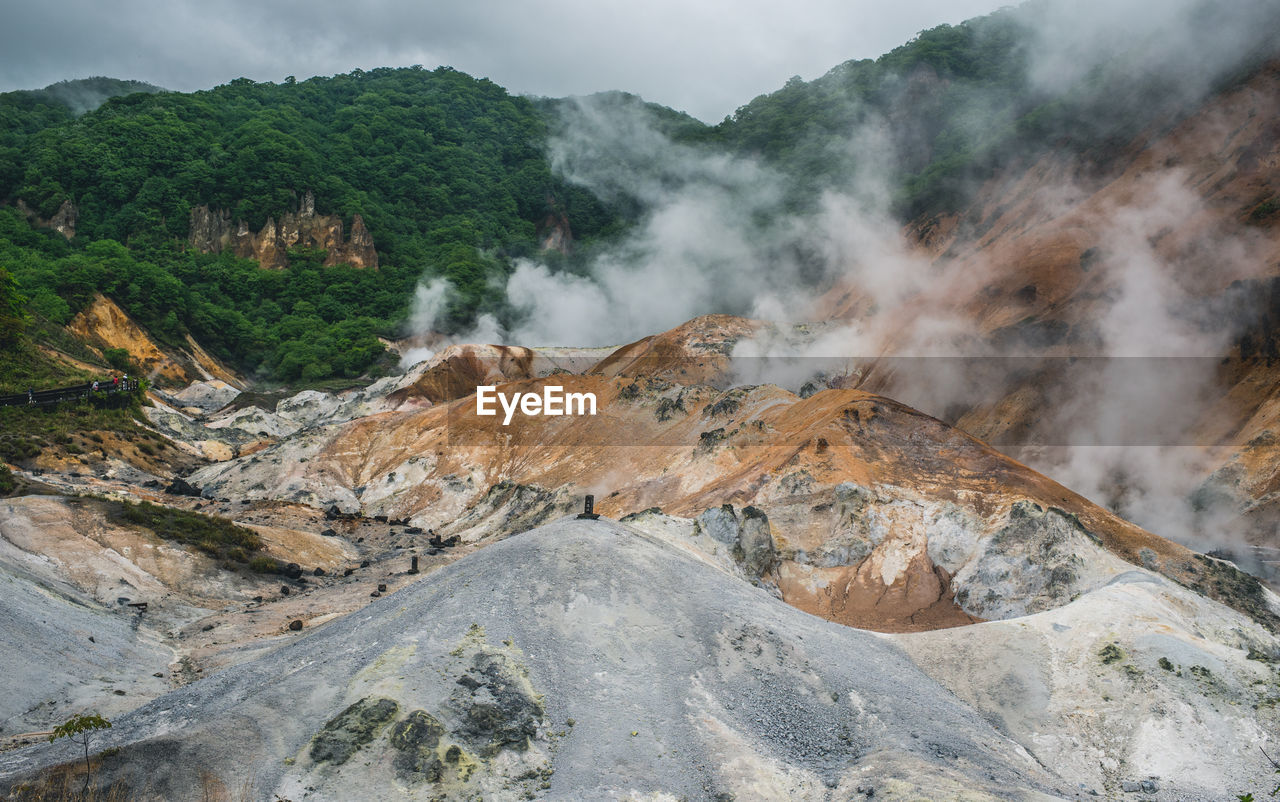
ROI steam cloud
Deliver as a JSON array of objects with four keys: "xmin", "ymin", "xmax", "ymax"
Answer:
[{"xmin": 404, "ymin": 0, "xmax": 1278, "ymax": 555}]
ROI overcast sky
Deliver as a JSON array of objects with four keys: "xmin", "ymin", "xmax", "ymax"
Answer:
[{"xmin": 0, "ymin": 0, "xmax": 1011, "ymax": 122}]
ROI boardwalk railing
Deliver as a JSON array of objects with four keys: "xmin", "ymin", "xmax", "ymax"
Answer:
[{"xmin": 0, "ymin": 379, "xmax": 140, "ymax": 409}]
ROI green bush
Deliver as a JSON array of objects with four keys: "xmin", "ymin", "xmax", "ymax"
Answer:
[
  {"xmin": 112, "ymin": 499, "xmax": 265, "ymax": 569},
  {"xmin": 249, "ymin": 555, "xmax": 279, "ymax": 573},
  {"xmin": 102, "ymin": 347, "xmax": 132, "ymax": 372}
]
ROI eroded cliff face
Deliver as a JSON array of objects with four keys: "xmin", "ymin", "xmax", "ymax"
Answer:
[
  {"xmin": 15, "ymin": 198, "xmax": 76, "ymax": 240},
  {"xmin": 188, "ymin": 190, "xmax": 378, "ymax": 270},
  {"xmin": 66, "ymin": 293, "xmax": 244, "ymax": 388},
  {"xmin": 538, "ymin": 209, "xmax": 572, "ymax": 254}
]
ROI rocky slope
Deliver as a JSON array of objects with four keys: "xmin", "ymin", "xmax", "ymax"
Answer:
[
  {"xmin": 801, "ymin": 59, "xmax": 1280, "ymax": 562},
  {"xmin": 173, "ymin": 316, "xmax": 1269, "ymax": 638},
  {"xmin": 0, "ymin": 518, "xmax": 1084, "ymax": 800},
  {"xmin": 1, "ymin": 517, "xmax": 1275, "ymax": 800},
  {"xmin": 2, "ymin": 310, "xmax": 1279, "ymax": 798}
]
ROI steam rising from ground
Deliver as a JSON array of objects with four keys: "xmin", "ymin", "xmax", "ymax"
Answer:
[{"xmin": 402, "ymin": 0, "xmax": 1277, "ymax": 553}]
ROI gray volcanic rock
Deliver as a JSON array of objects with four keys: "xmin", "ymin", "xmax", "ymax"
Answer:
[
  {"xmin": 168, "ymin": 381, "xmax": 240, "ymax": 414},
  {"xmin": 0, "ymin": 518, "xmax": 1067, "ymax": 801},
  {"xmin": 274, "ymin": 390, "xmax": 341, "ymax": 429},
  {"xmin": 0, "ymin": 562, "xmax": 171, "ymax": 736}
]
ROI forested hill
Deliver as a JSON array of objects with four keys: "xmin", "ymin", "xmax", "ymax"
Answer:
[
  {"xmin": 3, "ymin": 0, "xmax": 1278, "ymax": 387},
  {"xmin": 0, "ymin": 67, "xmax": 624, "ymax": 382},
  {"xmin": 701, "ymin": 0, "xmax": 1280, "ymax": 218}
]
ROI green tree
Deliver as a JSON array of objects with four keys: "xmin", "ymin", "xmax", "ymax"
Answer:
[
  {"xmin": 49, "ymin": 712, "xmax": 113, "ymax": 796},
  {"xmin": 0, "ymin": 266, "xmax": 27, "ymax": 350}
]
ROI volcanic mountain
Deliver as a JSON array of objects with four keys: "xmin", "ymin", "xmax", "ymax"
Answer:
[{"xmin": 3, "ymin": 7, "xmax": 1280, "ymax": 801}]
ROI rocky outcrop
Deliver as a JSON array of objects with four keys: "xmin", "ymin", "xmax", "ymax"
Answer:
[
  {"xmin": 15, "ymin": 198, "xmax": 76, "ymax": 239},
  {"xmin": 694, "ymin": 504, "xmax": 777, "ymax": 578},
  {"xmin": 538, "ymin": 209, "xmax": 572, "ymax": 254},
  {"xmin": 188, "ymin": 190, "xmax": 378, "ymax": 270}
]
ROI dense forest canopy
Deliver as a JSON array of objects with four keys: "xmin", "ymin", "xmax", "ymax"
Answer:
[
  {"xmin": 0, "ymin": 67, "xmax": 623, "ymax": 381},
  {"xmin": 1, "ymin": 0, "xmax": 1276, "ymax": 384}
]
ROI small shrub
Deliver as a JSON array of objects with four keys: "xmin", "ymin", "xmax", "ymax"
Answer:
[
  {"xmin": 1099, "ymin": 643, "xmax": 1124, "ymax": 664},
  {"xmin": 1249, "ymin": 197, "xmax": 1278, "ymax": 223},
  {"xmin": 102, "ymin": 348, "xmax": 132, "ymax": 373},
  {"xmin": 655, "ymin": 395, "xmax": 685, "ymax": 422},
  {"xmin": 250, "ymin": 556, "xmax": 279, "ymax": 573}
]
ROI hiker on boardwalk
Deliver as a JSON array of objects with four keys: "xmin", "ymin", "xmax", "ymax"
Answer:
[
  {"xmin": 112, "ymin": 375, "xmax": 119, "ymax": 390},
  {"xmin": 92, "ymin": 380, "xmax": 99, "ymax": 392},
  {"xmin": 27, "ymin": 387, "xmax": 34, "ymax": 404}
]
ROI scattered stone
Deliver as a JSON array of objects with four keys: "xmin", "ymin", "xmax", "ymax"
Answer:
[
  {"xmin": 405, "ymin": 526, "xmax": 423, "ymax": 535},
  {"xmin": 343, "ymin": 568, "xmax": 354, "ymax": 577},
  {"xmin": 280, "ymin": 585, "xmax": 291, "ymax": 596},
  {"xmin": 321, "ymin": 528, "xmax": 337, "ymax": 537},
  {"xmin": 153, "ymin": 672, "xmax": 164, "ymax": 678},
  {"xmin": 378, "ymin": 583, "xmax": 387, "ymax": 593},
  {"xmin": 360, "ymin": 560, "xmax": 370, "ymax": 568},
  {"xmin": 370, "ymin": 591, "xmax": 381, "ymax": 598},
  {"xmin": 283, "ymin": 563, "xmax": 302, "ymax": 579},
  {"xmin": 313, "ymin": 567, "xmax": 326, "ymax": 577},
  {"xmin": 201, "ymin": 624, "xmax": 214, "ymax": 631},
  {"xmin": 289, "ymin": 620, "xmax": 304, "ymax": 631},
  {"xmin": 325, "ymin": 505, "xmax": 358, "ymax": 521},
  {"xmin": 164, "ymin": 478, "xmax": 202, "ymax": 497}
]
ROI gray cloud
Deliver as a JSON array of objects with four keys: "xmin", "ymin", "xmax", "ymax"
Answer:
[{"xmin": 0, "ymin": 0, "xmax": 1007, "ymax": 121}]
